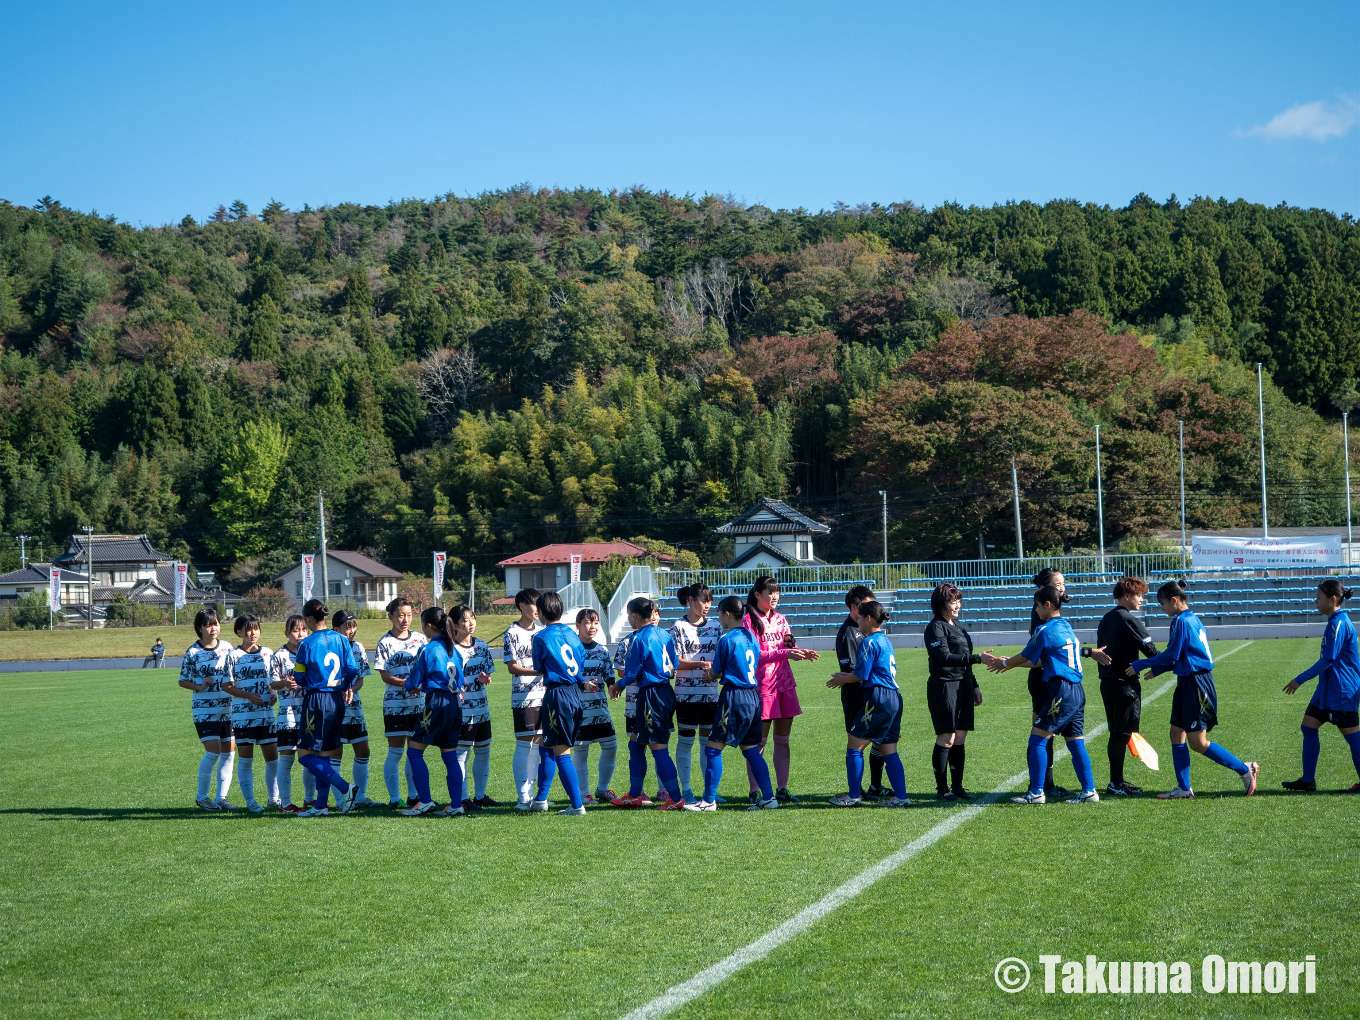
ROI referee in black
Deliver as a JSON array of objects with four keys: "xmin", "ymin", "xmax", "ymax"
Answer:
[
  {"xmin": 1028, "ymin": 568, "xmax": 1068, "ymax": 797},
  {"xmin": 835, "ymin": 585, "xmax": 888, "ymax": 798},
  {"xmin": 1087, "ymin": 576, "xmax": 1157, "ymax": 796},
  {"xmin": 925, "ymin": 582, "xmax": 982, "ymax": 800}
]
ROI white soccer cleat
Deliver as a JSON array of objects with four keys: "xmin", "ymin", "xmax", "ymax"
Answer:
[
  {"xmin": 354, "ymin": 796, "xmax": 382, "ymax": 808},
  {"xmin": 340, "ymin": 785, "xmax": 360, "ymax": 814},
  {"xmin": 828, "ymin": 793, "xmax": 863, "ymax": 807},
  {"xmin": 215, "ymin": 799, "xmax": 241, "ymax": 811},
  {"xmin": 298, "ymin": 806, "xmax": 329, "ymax": 817},
  {"xmin": 1011, "ymin": 792, "xmax": 1046, "ymax": 805},
  {"xmin": 881, "ymin": 796, "xmax": 912, "ymax": 808},
  {"xmin": 559, "ymin": 805, "xmax": 587, "ymax": 816},
  {"xmin": 1242, "ymin": 761, "xmax": 1259, "ymax": 796},
  {"xmin": 746, "ymin": 796, "xmax": 780, "ymax": 811},
  {"xmin": 1156, "ymin": 787, "xmax": 1195, "ymax": 799},
  {"xmin": 245, "ymin": 801, "xmax": 265, "ymax": 814},
  {"xmin": 1066, "ymin": 790, "xmax": 1100, "ymax": 804},
  {"xmin": 196, "ymin": 796, "xmax": 219, "ymax": 812},
  {"xmin": 529, "ymin": 799, "xmax": 550, "ymax": 812},
  {"xmin": 438, "ymin": 805, "xmax": 465, "ymax": 817},
  {"xmin": 266, "ymin": 799, "xmax": 284, "ymax": 811},
  {"xmin": 683, "ymin": 800, "xmax": 718, "ymax": 812},
  {"xmin": 515, "ymin": 798, "xmax": 532, "ymax": 812},
  {"xmin": 401, "ymin": 801, "xmax": 437, "ymax": 816}
]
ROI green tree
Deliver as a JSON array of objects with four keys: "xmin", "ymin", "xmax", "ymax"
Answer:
[
  {"xmin": 240, "ymin": 295, "xmax": 282, "ymax": 361},
  {"xmin": 209, "ymin": 420, "xmax": 291, "ymax": 557}
]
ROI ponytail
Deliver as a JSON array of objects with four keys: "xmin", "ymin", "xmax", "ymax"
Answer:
[
  {"xmin": 421, "ymin": 606, "xmax": 451, "ymax": 652},
  {"xmin": 1034, "ymin": 585, "xmax": 1070, "ymax": 609},
  {"xmin": 1156, "ymin": 578, "xmax": 1189, "ymax": 603},
  {"xmin": 1319, "ymin": 578, "xmax": 1354, "ymax": 602}
]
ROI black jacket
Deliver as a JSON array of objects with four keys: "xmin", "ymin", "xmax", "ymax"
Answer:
[
  {"xmin": 925, "ymin": 617, "xmax": 980, "ymax": 684},
  {"xmin": 1094, "ymin": 606, "xmax": 1157, "ymax": 682}
]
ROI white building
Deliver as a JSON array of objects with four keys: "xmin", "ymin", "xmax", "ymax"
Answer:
[
  {"xmin": 273, "ymin": 551, "xmax": 403, "ymax": 612},
  {"xmin": 715, "ymin": 498, "xmax": 830, "ymax": 570}
]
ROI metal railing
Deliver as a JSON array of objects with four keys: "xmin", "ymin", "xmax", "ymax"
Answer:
[
  {"xmin": 603, "ymin": 565, "xmax": 662, "ymax": 642},
  {"xmin": 556, "ymin": 580, "xmax": 602, "ymax": 621}
]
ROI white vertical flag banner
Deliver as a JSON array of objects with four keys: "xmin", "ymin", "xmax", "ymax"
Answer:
[
  {"xmin": 49, "ymin": 566, "xmax": 62, "ymax": 611},
  {"xmin": 301, "ymin": 555, "xmax": 315, "ymax": 599},
  {"xmin": 433, "ymin": 552, "xmax": 447, "ymax": 599},
  {"xmin": 570, "ymin": 554, "xmax": 582, "ymax": 583},
  {"xmin": 174, "ymin": 562, "xmax": 188, "ymax": 608}
]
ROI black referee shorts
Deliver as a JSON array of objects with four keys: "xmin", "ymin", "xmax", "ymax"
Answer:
[
  {"xmin": 926, "ymin": 678, "xmax": 975, "ymax": 735},
  {"xmin": 1099, "ymin": 676, "xmax": 1142, "ymax": 737}
]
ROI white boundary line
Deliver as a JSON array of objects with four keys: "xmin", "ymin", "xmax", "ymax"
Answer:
[{"xmin": 620, "ymin": 641, "xmax": 1254, "ymax": 1020}]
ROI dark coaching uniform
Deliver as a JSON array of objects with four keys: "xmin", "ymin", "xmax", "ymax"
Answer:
[
  {"xmin": 848, "ymin": 631, "xmax": 902, "ymax": 746},
  {"xmin": 924, "ymin": 616, "xmax": 980, "ymax": 735},
  {"xmin": 533, "ymin": 622, "xmax": 589, "ymax": 748},
  {"xmin": 1094, "ymin": 606, "xmax": 1157, "ymax": 742},
  {"xmin": 707, "ymin": 626, "xmax": 763, "ymax": 748},
  {"xmin": 835, "ymin": 615, "xmax": 867, "ymax": 733}
]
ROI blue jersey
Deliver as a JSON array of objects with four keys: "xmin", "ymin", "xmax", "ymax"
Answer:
[
  {"xmin": 1132, "ymin": 609, "xmax": 1214, "ymax": 678},
  {"xmin": 712, "ymin": 627, "xmax": 760, "ymax": 688},
  {"xmin": 404, "ymin": 640, "xmax": 463, "ymax": 694},
  {"xmin": 293, "ymin": 629, "xmax": 360, "ymax": 692},
  {"xmin": 532, "ymin": 623, "xmax": 588, "ymax": 688},
  {"xmin": 853, "ymin": 630, "xmax": 898, "ymax": 689},
  {"xmin": 623, "ymin": 624, "xmax": 677, "ymax": 688},
  {"xmin": 1020, "ymin": 616, "xmax": 1083, "ymax": 684},
  {"xmin": 1292, "ymin": 609, "xmax": 1360, "ymax": 710}
]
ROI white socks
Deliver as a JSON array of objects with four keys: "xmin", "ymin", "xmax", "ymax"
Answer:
[
  {"xmin": 216, "ymin": 752, "xmax": 235, "ymax": 802},
  {"xmin": 264, "ymin": 757, "xmax": 279, "ymax": 804},
  {"xmin": 596, "ymin": 736, "xmax": 617, "ymax": 795},
  {"xmin": 513, "ymin": 739, "xmax": 539, "ymax": 803},
  {"xmin": 197, "ymin": 751, "xmax": 218, "ymax": 800},
  {"xmin": 237, "ymin": 757, "xmax": 256, "ymax": 807},
  {"xmin": 472, "ymin": 741, "xmax": 491, "ymax": 801},
  {"xmin": 572, "ymin": 744, "xmax": 591, "ymax": 795},
  {"xmin": 676, "ymin": 731, "xmax": 696, "ymax": 795},
  {"xmin": 278, "ymin": 753, "xmax": 295, "ymax": 806},
  {"xmin": 455, "ymin": 746, "xmax": 471, "ymax": 802},
  {"xmin": 352, "ymin": 756, "xmax": 369, "ymax": 800},
  {"xmin": 384, "ymin": 747, "xmax": 404, "ymax": 802}
]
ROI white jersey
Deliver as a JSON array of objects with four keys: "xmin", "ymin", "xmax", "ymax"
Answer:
[
  {"xmin": 670, "ymin": 615, "xmax": 722, "ymax": 703},
  {"xmin": 227, "ymin": 645, "xmax": 275, "ymax": 727},
  {"xmin": 343, "ymin": 639, "xmax": 370, "ymax": 724},
  {"xmin": 578, "ymin": 641, "xmax": 613, "ymax": 731},
  {"xmin": 272, "ymin": 645, "xmax": 303, "ymax": 729},
  {"xmin": 503, "ymin": 622, "xmax": 543, "ymax": 709},
  {"xmin": 453, "ymin": 638, "xmax": 495, "ymax": 726},
  {"xmin": 613, "ymin": 632, "xmax": 638, "ymax": 719},
  {"xmin": 375, "ymin": 631, "xmax": 426, "ymax": 715},
  {"xmin": 179, "ymin": 640, "xmax": 234, "ymax": 723}
]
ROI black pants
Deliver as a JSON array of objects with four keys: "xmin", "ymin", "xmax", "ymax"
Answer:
[{"xmin": 1099, "ymin": 676, "xmax": 1142, "ymax": 785}]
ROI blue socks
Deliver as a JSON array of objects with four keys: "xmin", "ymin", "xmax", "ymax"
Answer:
[
  {"xmin": 845, "ymin": 747, "xmax": 865, "ymax": 799},
  {"xmin": 555, "ymin": 753, "xmax": 582, "ymax": 809},
  {"xmin": 703, "ymin": 745, "xmax": 724, "ymax": 802},
  {"xmin": 1026, "ymin": 734, "xmax": 1048, "ymax": 796},
  {"xmin": 883, "ymin": 751, "xmax": 907, "ymax": 800},
  {"xmin": 651, "ymin": 747, "xmax": 683, "ymax": 803},
  {"xmin": 1203, "ymin": 741, "xmax": 1248, "ymax": 775},
  {"xmin": 1345, "ymin": 730, "xmax": 1360, "ymax": 780},
  {"xmin": 628, "ymin": 739, "xmax": 647, "ymax": 798},
  {"xmin": 408, "ymin": 748, "xmax": 433, "ymax": 804},
  {"xmin": 441, "ymin": 749, "xmax": 463, "ymax": 804},
  {"xmin": 1171, "ymin": 742, "xmax": 1192, "ymax": 790},
  {"xmin": 743, "ymin": 745, "xmax": 774, "ymax": 801},
  {"xmin": 1068, "ymin": 738, "xmax": 1095, "ymax": 794},
  {"xmin": 536, "ymin": 750, "xmax": 558, "ymax": 801},
  {"xmin": 300, "ymin": 753, "xmax": 350, "ymax": 795},
  {"xmin": 1302, "ymin": 725, "xmax": 1321, "ymax": 781}
]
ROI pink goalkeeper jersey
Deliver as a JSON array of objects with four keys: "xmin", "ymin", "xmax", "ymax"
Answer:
[{"xmin": 744, "ymin": 609, "xmax": 796, "ymax": 693}]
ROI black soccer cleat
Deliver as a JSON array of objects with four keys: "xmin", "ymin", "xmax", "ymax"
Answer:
[
  {"xmin": 1281, "ymin": 778, "xmax": 1317, "ymax": 792},
  {"xmin": 951, "ymin": 788, "xmax": 977, "ymax": 801}
]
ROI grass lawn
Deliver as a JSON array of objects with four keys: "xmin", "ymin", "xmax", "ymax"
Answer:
[
  {"xmin": 1, "ymin": 637, "xmax": 1356, "ymax": 1018},
  {"xmin": 0, "ymin": 616, "xmax": 512, "ymax": 661}
]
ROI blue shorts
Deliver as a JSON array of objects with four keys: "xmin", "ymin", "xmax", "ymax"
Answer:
[
  {"xmin": 634, "ymin": 684, "xmax": 676, "ymax": 745},
  {"xmin": 1170, "ymin": 671, "xmax": 1218, "ymax": 733},
  {"xmin": 412, "ymin": 689, "xmax": 463, "ymax": 749},
  {"xmin": 708, "ymin": 685, "xmax": 762, "ymax": 748},
  {"xmin": 541, "ymin": 684, "xmax": 583, "ymax": 748},
  {"xmin": 849, "ymin": 685, "xmax": 903, "ymax": 746},
  {"xmin": 298, "ymin": 690, "xmax": 344, "ymax": 751},
  {"xmin": 1034, "ymin": 678, "xmax": 1085, "ymax": 739}
]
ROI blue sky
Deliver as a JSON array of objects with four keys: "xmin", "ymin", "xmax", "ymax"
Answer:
[{"xmin": 1, "ymin": 0, "xmax": 1356, "ymax": 224}]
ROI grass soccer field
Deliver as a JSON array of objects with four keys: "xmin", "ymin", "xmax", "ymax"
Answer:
[{"xmin": 1, "ymin": 637, "xmax": 1356, "ymax": 1019}]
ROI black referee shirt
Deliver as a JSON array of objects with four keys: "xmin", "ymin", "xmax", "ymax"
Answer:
[
  {"xmin": 835, "ymin": 616, "xmax": 864, "ymax": 673},
  {"xmin": 925, "ymin": 617, "xmax": 980, "ymax": 683},
  {"xmin": 1094, "ymin": 606, "xmax": 1157, "ymax": 681}
]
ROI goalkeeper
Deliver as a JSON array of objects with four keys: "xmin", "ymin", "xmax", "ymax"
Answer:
[{"xmin": 1087, "ymin": 576, "xmax": 1157, "ymax": 796}]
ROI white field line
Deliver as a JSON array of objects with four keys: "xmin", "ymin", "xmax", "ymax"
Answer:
[{"xmin": 620, "ymin": 640, "xmax": 1254, "ymax": 1020}]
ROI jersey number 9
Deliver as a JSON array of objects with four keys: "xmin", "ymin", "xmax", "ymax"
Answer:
[{"xmin": 559, "ymin": 643, "xmax": 580, "ymax": 677}]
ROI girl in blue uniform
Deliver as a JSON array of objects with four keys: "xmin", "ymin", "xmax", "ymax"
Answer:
[
  {"xmin": 293, "ymin": 599, "xmax": 362, "ymax": 816},
  {"xmin": 610, "ymin": 597, "xmax": 686, "ymax": 810},
  {"xmin": 402, "ymin": 607, "xmax": 467, "ymax": 817},
  {"xmin": 1129, "ymin": 580, "xmax": 1258, "ymax": 799},
  {"xmin": 827, "ymin": 601, "xmax": 911, "ymax": 808},
  {"xmin": 984, "ymin": 585, "xmax": 1099, "ymax": 804},
  {"xmin": 1282, "ymin": 578, "xmax": 1360, "ymax": 792},
  {"xmin": 529, "ymin": 590, "xmax": 596, "ymax": 815}
]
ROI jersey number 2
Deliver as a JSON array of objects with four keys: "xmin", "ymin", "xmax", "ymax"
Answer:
[{"xmin": 323, "ymin": 652, "xmax": 341, "ymax": 687}]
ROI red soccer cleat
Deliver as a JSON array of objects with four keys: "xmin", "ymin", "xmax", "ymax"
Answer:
[
  {"xmin": 609, "ymin": 794, "xmax": 654, "ymax": 808},
  {"xmin": 655, "ymin": 795, "xmax": 686, "ymax": 810},
  {"xmin": 282, "ymin": 803, "xmax": 302, "ymax": 814}
]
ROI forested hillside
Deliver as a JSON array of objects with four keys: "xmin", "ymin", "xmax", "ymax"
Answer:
[{"xmin": 0, "ymin": 188, "xmax": 1356, "ymax": 581}]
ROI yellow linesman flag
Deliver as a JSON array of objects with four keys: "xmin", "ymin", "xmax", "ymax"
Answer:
[{"xmin": 1128, "ymin": 731, "xmax": 1160, "ymax": 770}]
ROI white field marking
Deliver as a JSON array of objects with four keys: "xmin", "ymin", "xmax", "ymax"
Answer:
[{"xmin": 620, "ymin": 641, "xmax": 1255, "ymax": 1020}]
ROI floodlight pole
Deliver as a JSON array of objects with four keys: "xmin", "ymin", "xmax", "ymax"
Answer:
[
  {"xmin": 1095, "ymin": 424, "xmax": 1106, "ymax": 576},
  {"xmin": 1178, "ymin": 421, "xmax": 1187, "ymax": 572},
  {"xmin": 878, "ymin": 490, "xmax": 888, "ymax": 589},
  {"xmin": 18, "ymin": 534, "xmax": 28, "ymax": 569},
  {"xmin": 1257, "ymin": 363, "xmax": 1269, "ymax": 539},
  {"xmin": 318, "ymin": 491, "xmax": 329, "ymax": 602},
  {"xmin": 1345, "ymin": 412, "xmax": 1353, "ymax": 571},
  {"xmin": 1010, "ymin": 458, "xmax": 1024, "ymax": 562}
]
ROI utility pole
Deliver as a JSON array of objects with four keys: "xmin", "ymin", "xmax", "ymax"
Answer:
[
  {"xmin": 1179, "ymin": 420, "xmax": 1187, "ymax": 572},
  {"xmin": 17, "ymin": 534, "xmax": 28, "ymax": 569},
  {"xmin": 318, "ymin": 491, "xmax": 329, "ymax": 603},
  {"xmin": 1257, "ymin": 363, "xmax": 1269, "ymax": 539},
  {"xmin": 469, "ymin": 562, "xmax": 476, "ymax": 613},
  {"xmin": 1010, "ymin": 457, "xmax": 1024, "ymax": 562},
  {"xmin": 1095, "ymin": 424, "xmax": 1106, "ymax": 576},
  {"xmin": 878, "ymin": 490, "xmax": 888, "ymax": 589},
  {"xmin": 1345, "ymin": 413, "xmax": 1353, "ymax": 570},
  {"xmin": 83, "ymin": 526, "xmax": 94, "ymax": 629}
]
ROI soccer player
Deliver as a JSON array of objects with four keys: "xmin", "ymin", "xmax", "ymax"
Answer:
[
  {"xmin": 1087, "ymin": 577, "xmax": 1158, "ymax": 796},
  {"xmin": 293, "ymin": 599, "xmax": 362, "ymax": 817},
  {"xmin": 572, "ymin": 607, "xmax": 617, "ymax": 804},
  {"xmin": 269, "ymin": 615, "xmax": 308, "ymax": 813},
  {"xmin": 670, "ymin": 583, "xmax": 722, "ymax": 803},
  {"xmin": 179, "ymin": 608, "xmax": 236, "ymax": 812},
  {"xmin": 610, "ymin": 597, "xmax": 686, "ymax": 810},
  {"xmin": 835, "ymin": 585, "xmax": 887, "ymax": 798},
  {"xmin": 223, "ymin": 614, "xmax": 278, "ymax": 813},
  {"xmin": 826, "ymin": 601, "xmax": 911, "ymax": 808},
  {"xmin": 1025, "ymin": 568, "xmax": 1069, "ymax": 798},
  {"xmin": 983, "ymin": 585, "xmax": 1100, "ymax": 805},
  {"xmin": 528, "ymin": 591, "xmax": 596, "ymax": 815},
  {"xmin": 402, "ymin": 606, "xmax": 467, "ymax": 817},
  {"xmin": 608, "ymin": 604, "xmax": 656, "ymax": 806},
  {"xmin": 449, "ymin": 603, "xmax": 497, "ymax": 809},
  {"xmin": 744, "ymin": 576, "xmax": 819, "ymax": 803},
  {"xmin": 686, "ymin": 595, "xmax": 776, "ymax": 811},
  {"xmin": 504, "ymin": 588, "xmax": 544, "ymax": 811},
  {"xmin": 1128, "ymin": 580, "xmax": 1258, "ymax": 799},
  {"xmin": 375, "ymin": 596, "xmax": 426, "ymax": 809},
  {"xmin": 1282, "ymin": 579, "xmax": 1360, "ymax": 792},
  {"xmin": 924, "ymin": 583, "xmax": 983, "ymax": 801},
  {"xmin": 331, "ymin": 609, "xmax": 378, "ymax": 807}
]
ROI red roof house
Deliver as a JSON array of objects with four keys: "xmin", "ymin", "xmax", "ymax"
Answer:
[{"xmin": 498, "ymin": 542, "xmax": 672, "ymax": 595}]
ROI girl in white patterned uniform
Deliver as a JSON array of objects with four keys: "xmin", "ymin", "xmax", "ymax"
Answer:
[
  {"xmin": 223, "ymin": 613, "xmax": 278, "ymax": 812},
  {"xmin": 178, "ymin": 608, "xmax": 236, "ymax": 812},
  {"xmin": 669, "ymin": 584, "xmax": 723, "ymax": 803},
  {"xmin": 331, "ymin": 609, "xmax": 378, "ymax": 807},
  {"xmin": 375, "ymin": 596, "xmax": 426, "ymax": 808},
  {"xmin": 269, "ymin": 615, "xmax": 308, "ymax": 812},
  {"xmin": 504, "ymin": 588, "xmax": 543, "ymax": 809},
  {"xmin": 450, "ymin": 604, "xmax": 497, "ymax": 808},
  {"xmin": 572, "ymin": 607, "xmax": 617, "ymax": 803}
]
